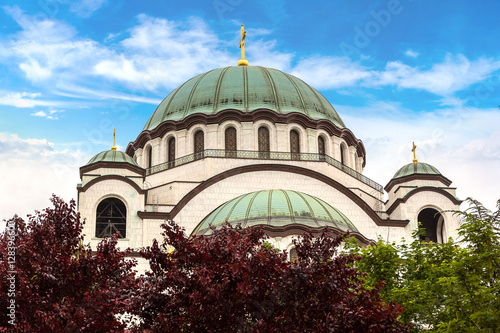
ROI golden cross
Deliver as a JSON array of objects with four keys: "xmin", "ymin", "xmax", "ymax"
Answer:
[
  {"xmin": 237, "ymin": 24, "xmax": 249, "ymax": 66},
  {"xmin": 239, "ymin": 25, "xmax": 246, "ymax": 57},
  {"xmin": 111, "ymin": 129, "xmax": 117, "ymax": 151},
  {"xmin": 412, "ymin": 142, "xmax": 418, "ymax": 163}
]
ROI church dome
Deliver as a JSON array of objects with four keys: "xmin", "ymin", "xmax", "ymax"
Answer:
[
  {"xmin": 143, "ymin": 66, "xmax": 345, "ymax": 131},
  {"xmin": 85, "ymin": 150, "xmax": 139, "ymax": 167},
  {"xmin": 192, "ymin": 189, "xmax": 357, "ymax": 236},
  {"xmin": 392, "ymin": 162, "xmax": 441, "ymax": 179}
]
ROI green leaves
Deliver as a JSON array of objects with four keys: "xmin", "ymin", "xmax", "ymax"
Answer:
[{"xmin": 348, "ymin": 198, "xmax": 500, "ymax": 332}]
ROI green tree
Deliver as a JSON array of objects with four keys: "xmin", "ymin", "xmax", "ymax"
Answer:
[{"xmin": 346, "ymin": 198, "xmax": 500, "ymax": 332}]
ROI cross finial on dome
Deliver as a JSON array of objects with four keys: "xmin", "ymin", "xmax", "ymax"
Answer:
[
  {"xmin": 111, "ymin": 129, "xmax": 117, "ymax": 151},
  {"xmin": 237, "ymin": 24, "xmax": 249, "ymax": 66},
  {"xmin": 412, "ymin": 142, "xmax": 418, "ymax": 163}
]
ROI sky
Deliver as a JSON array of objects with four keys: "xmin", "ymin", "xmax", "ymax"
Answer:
[{"xmin": 0, "ymin": 0, "xmax": 499, "ymax": 222}]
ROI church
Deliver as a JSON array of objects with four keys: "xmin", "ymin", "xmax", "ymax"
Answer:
[{"xmin": 77, "ymin": 26, "xmax": 462, "ymax": 270}]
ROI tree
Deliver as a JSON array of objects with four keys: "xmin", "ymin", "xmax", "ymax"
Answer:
[
  {"xmin": 132, "ymin": 221, "xmax": 410, "ymax": 332},
  {"xmin": 0, "ymin": 196, "xmax": 138, "ymax": 332},
  {"xmin": 346, "ymin": 198, "xmax": 500, "ymax": 332}
]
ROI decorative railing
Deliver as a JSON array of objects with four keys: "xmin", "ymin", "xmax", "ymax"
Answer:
[{"xmin": 146, "ymin": 149, "xmax": 383, "ymax": 192}]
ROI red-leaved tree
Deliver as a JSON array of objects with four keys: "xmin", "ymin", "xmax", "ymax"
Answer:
[
  {"xmin": 132, "ymin": 221, "xmax": 410, "ymax": 332},
  {"xmin": 0, "ymin": 196, "xmax": 137, "ymax": 332}
]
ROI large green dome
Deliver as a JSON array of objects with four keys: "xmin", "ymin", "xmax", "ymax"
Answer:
[
  {"xmin": 192, "ymin": 189, "xmax": 357, "ymax": 236},
  {"xmin": 143, "ymin": 66, "xmax": 345, "ymax": 131}
]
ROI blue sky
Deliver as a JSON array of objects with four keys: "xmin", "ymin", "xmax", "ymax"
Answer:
[{"xmin": 1, "ymin": 0, "xmax": 499, "ymax": 220}]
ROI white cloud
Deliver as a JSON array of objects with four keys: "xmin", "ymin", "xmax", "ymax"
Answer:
[
  {"xmin": 30, "ymin": 108, "xmax": 65, "ymax": 119},
  {"xmin": 341, "ymin": 106, "xmax": 500, "ymax": 210},
  {"xmin": 4, "ymin": 8, "xmax": 499, "ymax": 105},
  {"xmin": 370, "ymin": 54, "xmax": 500, "ymax": 96},
  {"xmin": 0, "ymin": 133, "xmax": 89, "ymax": 221},
  {"xmin": 66, "ymin": 0, "xmax": 107, "ymax": 17},
  {"xmin": 455, "ymin": 131, "xmax": 500, "ymax": 160},
  {"xmin": 290, "ymin": 56, "xmax": 370, "ymax": 89},
  {"xmin": 31, "ymin": 110, "xmax": 47, "ymax": 117},
  {"xmin": 0, "ymin": 91, "xmax": 43, "ymax": 108},
  {"xmin": 405, "ymin": 49, "xmax": 419, "ymax": 58}
]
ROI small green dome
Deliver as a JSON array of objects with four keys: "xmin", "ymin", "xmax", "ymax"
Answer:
[
  {"xmin": 393, "ymin": 162, "xmax": 441, "ymax": 179},
  {"xmin": 85, "ymin": 150, "xmax": 139, "ymax": 167},
  {"xmin": 143, "ymin": 66, "xmax": 345, "ymax": 131},
  {"xmin": 192, "ymin": 189, "xmax": 357, "ymax": 236}
]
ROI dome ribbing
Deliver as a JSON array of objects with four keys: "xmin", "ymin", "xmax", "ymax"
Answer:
[
  {"xmin": 85, "ymin": 150, "xmax": 139, "ymax": 167},
  {"xmin": 143, "ymin": 66, "xmax": 345, "ymax": 131},
  {"xmin": 393, "ymin": 162, "xmax": 441, "ymax": 179},
  {"xmin": 192, "ymin": 189, "xmax": 357, "ymax": 236}
]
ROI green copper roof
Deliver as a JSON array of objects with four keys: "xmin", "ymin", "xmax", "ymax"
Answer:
[
  {"xmin": 192, "ymin": 189, "xmax": 357, "ymax": 236},
  {"xmin": 393, "ymin": 162, "xmax": 441, "ymax": 179},
  {"xmin": 143, "ymin": 66, "xmax": 345, "ymax": 131},
  {"xmin": 85, "ymin": 150, "xmax": 139, "ymax": 167}
]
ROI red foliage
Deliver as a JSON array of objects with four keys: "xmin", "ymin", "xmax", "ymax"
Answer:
[
  {"xmin": 0, "ymin": 196, "xmax": 137, "ymax": 332},
  {"xmin": 132, "ymin": 221, "xmax": 410, "ymax": 332}
]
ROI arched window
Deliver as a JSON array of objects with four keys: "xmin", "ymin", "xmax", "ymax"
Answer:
[
  {"xmin": 194, "ymin": 130, "xmax": 204, "ymax": 160},
  {"xmin": 318, "ymin": 136, "xmax": 326, "ymax": 161},
  {"xmin": 146, "ymin": 146, "xmax": 153, "ymax": 168},
  {"xmin": 225, "ymin": 127, "xmax": 237, "ymax": 157},
  {"xmin": 168, "ymin": 137, "xmax": 175, "ymax": 167},
  {"xmin": 418, "ymin": 208, "xmax": 443, "ymax": 243},
  {"xmin": 290, "ymin": 130, "xmax": 300, "ymax": 160},
  {"xmin": 340, "ymin": 143, "xmax": 346, "ymax": 166},
  {"xmin": 96, "ymin": 198, "xmax": 127, "ymax": 238},
  {"xmin": 289, "ymin": 247, "xmax": 298, "ymax": 262},
  {"xmin": 258, "ymin": 126, "xmax": 270, "ymax": 159}
]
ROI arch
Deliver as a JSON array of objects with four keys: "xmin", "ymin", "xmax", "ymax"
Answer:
[
  {"xmin": 194, "ymin": 130, "xmax": 204, "ymax": 160},
  {"xmin": 225, "ymin": 126, "xmax": 237, "ymax": 157},
  {"xmin": 318, "ymin": 135, "xmax": 326, "ymax": 161},
  {"xmin": 167, "ymin": 136, "xmax": 176, "ymax": 166},
  {"xmin": 258, "ymin": 126, "xmax": 270, "ymax": 159},
  {"xmin": 290, "ymin": 129, "xmax": 300, "ymax": 160},
  {"xmin": 417, "ymin": 207, "xmax": 443, "ymax": 243},
  {"xmin": 95, "ymin": 197, "xmax": 127, "ymax": 238},
  {"xmin": 289, "ymin": 247, "xmax": 298, "ymax": 262},
  {"xmin": 168, "ymin": 164, "xmax": 408, "ymax": 227},
  {"xmin": 340, "ymin": 142, "xmax": 348, "ymax": 166},
  {"xmin": 145, "ymin": 145, "xmax": 153, "ymax": 168}
]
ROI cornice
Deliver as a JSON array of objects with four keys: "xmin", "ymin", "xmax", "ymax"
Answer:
[
  {"xmin": 77, "ymin": 175, "xmax": 146, "ymax": 195},
  {"xmin": 385, "ymin": 174, "xmax": 452, "ymax": 193},
  {"xmin": 386, "ymin": 186, "xmax": 463, "ymax": 215},
  {"xmin": 80, "ymin": 162, "xmax": 145, "ymax": 178}
]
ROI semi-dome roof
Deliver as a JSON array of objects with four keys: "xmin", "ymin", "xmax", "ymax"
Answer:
[
  {"xmin": 85, "ymin": 150, "xmax": 139, "ymax": 167},
  {"xmin": 143, "ymin": 66, "xmax": 345, "ymax": 131},
  {"xmin": 192, "ymin": 189, "xmax": 357, "ymax": 236},
  {"xmin": 393, "ymin": 162, "xmax": 441, "ymax": 179}
]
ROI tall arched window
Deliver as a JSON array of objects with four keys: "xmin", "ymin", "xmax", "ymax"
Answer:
[
  {"xmin": 290, "ymin": 130, "xmax": 300, "ymax": 160},
  {"xmin": 96, "ymin": 197, "xmax": 127, "ymax": 238},
  {"xmin": 289, "ymin": 247, "xmax": 298, "ymax": 262},
  {"xmin": 418, "ymin": 208, "xmax": 443, "ymax": 243},
  {"xmin": 258, "ymin": 126, "xmax": 270, "ymax": 159},
  {"xmin": 146, "ymin": 146, "xmax": 153, "ymax": 168},
  {"xmin": 340, "ymin": 143, "xmax": 346, "ymax": 166},
  {"xmin": 318, "ymin": 136, "xmax": 326, "ymax": 161},
  {"xmin": 194, "ymin": 130, "xmax": 204, "ymax": 160},
  {"xmin": 168, "ymin": 137, "xmax": 175, "ymax": 167},
  {"xmin": 225, "ymin": 127, "xmax": 237, "ymax": 158}
]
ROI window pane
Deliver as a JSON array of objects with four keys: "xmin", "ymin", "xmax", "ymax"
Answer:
[{"xmin": 96, "ymin": 198, "xmax": 127, "ymax": 238}]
